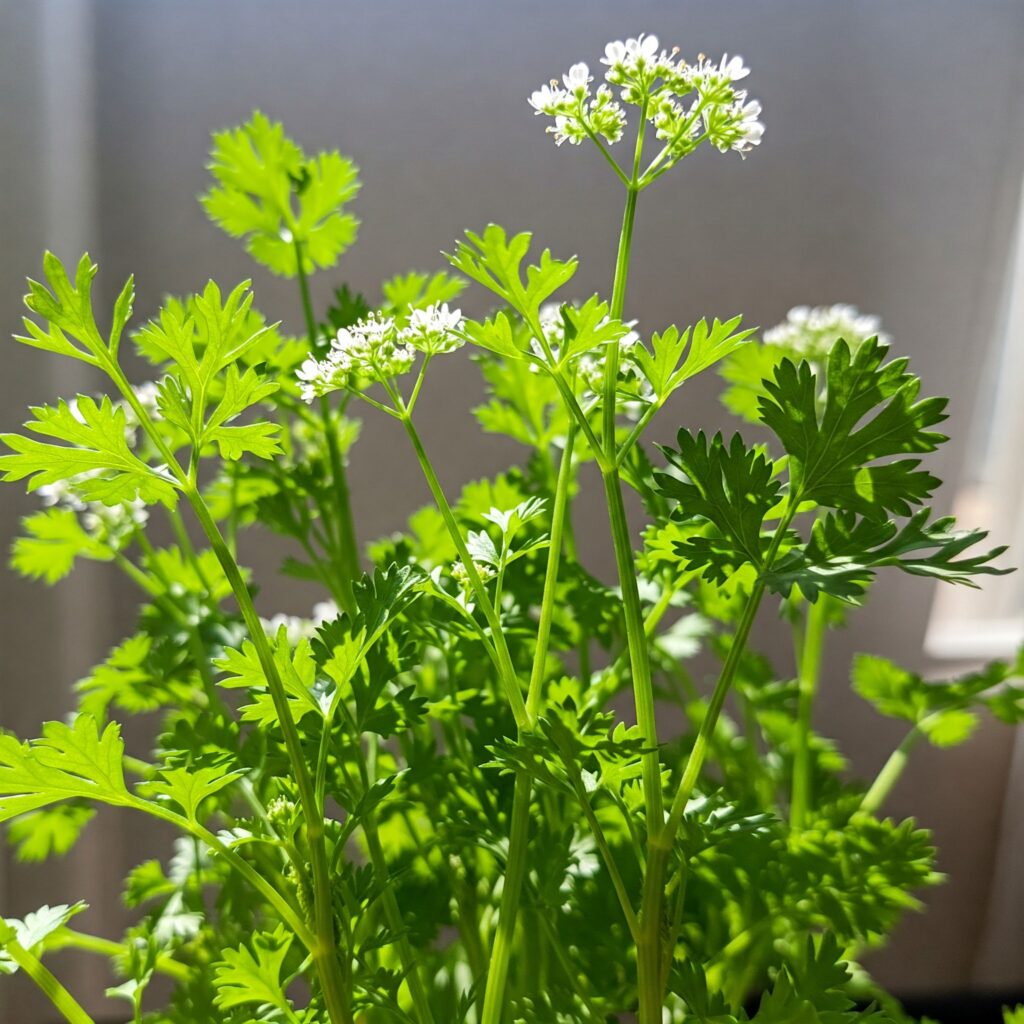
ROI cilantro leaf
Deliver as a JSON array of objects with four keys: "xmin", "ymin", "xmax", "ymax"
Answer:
[
  {"xmin": 852, "ymin": 653, "xmax": 1023, "ymax": 747},
  {"xmin": 655, "ymin": 430, "xmax": 782, "ymax": 584},
  {"xmin": 213, "ymin": 925, "xmax": 295, "ymax": 1012},
  {"xmin": 5, "ymin": 804, "xmax": 95, "ymax": 863},
  {"xmin": 143, "ymin": 766, "xmax": 243, "ymax": 823},
  {"xmin": 19, "ymin": 252, "xmax": 133, "ymax": 367},
  {"xmin": 632, "ymin": 316, "xmax": 754, "ymax": 402},
  {"xmin": 767, "ymin": 510, "xmax": 1010, "ymax": 602},
  {"xmin": 10, "ymin": 507, "xmax": 113, "ymax": 583},
  {"xmin": 758, "ymin": 338, "xmax": 947, "ymax": 518},
  {"xmin": 0, "ymin": 715, "xmax": 132, "ymax": 821},
  {"xmin": 0, "ymin": 396, "xmax": 178, "ymax": 506},
  {"xmin": 447, "ymin": 224, "xmax": 576, "ymax": 325},
  {"xmin": 202, "ymin": 111, "xmax": 360, "ymax": 277}
]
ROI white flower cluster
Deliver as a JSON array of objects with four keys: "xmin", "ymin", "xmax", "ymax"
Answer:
[
  {"xmin": 297, "ymin": 303, "xmax": 465, "ymax": 402},
  {"xmin": 262, "ymin": 599, "xmax": 339, "ymax": 645},
  {"xmin": 528, "ymin": 62, "xmax": 627, "ymax": 146},
  {"xmin": 530, "ymin": 34, "xmax": 764, "ymax": 159},
  {"xmin": 764, "ymin": 304, "xmax": 888, "ymax": 359}
]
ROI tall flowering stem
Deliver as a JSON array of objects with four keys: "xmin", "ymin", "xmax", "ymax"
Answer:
[
  {"xmin": 294, "ymin": 239, "xmax": 359, "ymax": 616},
  {"xmin": 529, "ymin": 34, "xmax": 765, "ymax": 1021}
]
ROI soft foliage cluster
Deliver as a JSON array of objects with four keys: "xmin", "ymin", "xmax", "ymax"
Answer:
[{"xmin": 0, "ymin": 32, "xmax": 1019, "ymax": 1024}]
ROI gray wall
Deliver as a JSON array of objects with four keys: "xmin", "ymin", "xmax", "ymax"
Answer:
[{"xmin": 2, "ymin": 1, "xmax": 1024, "ymax": 1018}]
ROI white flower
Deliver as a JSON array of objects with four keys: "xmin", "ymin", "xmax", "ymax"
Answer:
[
  {"xmin": 297, "ymin": 313, "xmax": 414, "ymax": 401},
  {"xmin": 535, "ymin": 35, "xmax": 760, "ymax": 164},
  {"xmin": 764, "ymin": 303, "xmax": 888, "ymax": 358},
  {"xmin": 403, "ymin": 302, "xmax": 465, "ymax": 355},
  {"xmin": 261, "ymin": 599, "xmax": 339, "ymax": 645},
  {"xmin": 563, "ymin": 62, "xmax": 592, "ymax": 94},
  {"xmin": 718, "ymin": 53, "xmax": 750, "ymax": 81},
  {"xmin": 730, "ymin": 96, "xmax": 764, "ymax": 154},
  {"xmin": 528, "ymin": 83, "xmax": 568, "ymax": 115}
]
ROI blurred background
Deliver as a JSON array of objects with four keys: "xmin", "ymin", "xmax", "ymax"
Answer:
[{"xmin": 1, "ymin": 0, "xmax": 1023, "ymax": 1020}]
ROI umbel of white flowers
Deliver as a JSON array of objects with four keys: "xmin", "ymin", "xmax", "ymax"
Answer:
[
  {"xmin": 766, "ymin": 304, "xmax": 889, "ymax": 359},
  {"xmin": 297, "ymin": 302, "xmax": 465, "ymax": 401},
  {"xmin": 529, "ymin": 33, "xmax": 764, "ymax": 156}
]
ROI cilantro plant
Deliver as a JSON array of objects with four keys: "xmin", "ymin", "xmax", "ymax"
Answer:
[{"xmin": 1, "ymin": 32, "xmax": 1020, "ymax": 1024}]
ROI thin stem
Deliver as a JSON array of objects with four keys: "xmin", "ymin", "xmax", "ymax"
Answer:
[
  {"xmin": 181, "ymin": 492, "xmax": 353, "ymax": 1024},
  {"xmin": 636, "ymin": 505, "xmax": 797, "ymax": 1022},
  {"xmin": 601, "ymin": 185, "xmax": 639, "ymax": 450},
  {"xmin": 790, "ymin": 595, "xmax": 829, "ymax": 829},
  {"xmin": 525, "ymin": 423, "xmax": 577, "ymax": 720},
  {"xmin": 603, "ymin": 468, "xmax": 663, "ymax": 827},
  {"xmin": 859, "ymin": 718, "xmax": 931, "ymax": 815},
  {"xmin": 479, "ymin": 770, "xmax": 532, "ymax": 1024},
  {"xmin": 0, "ymin": 934, "xmax": 95, "ymax": 1024},
  {"xmin": 53, "ymin": 930, "xmax": 190, "ymax": 982},
  {"xmin": 295, "ymin": 236, "xmax": 359, "ymax": 615},
  {"xmin": 399, "ymin": 413, "xmax": 529, "ymax": 732}
]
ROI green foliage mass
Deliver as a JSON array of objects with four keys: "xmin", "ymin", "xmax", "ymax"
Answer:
[{"xmin": 0, "ymin": 47, "xmax": 1018, "ymax": 1024}]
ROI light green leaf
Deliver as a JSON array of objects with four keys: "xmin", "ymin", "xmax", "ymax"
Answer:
[
  {"xmin": 0, "ymin": 396, "xmax": 178, "ymax": 506},
  {"xmin": 213, "ymin": 925, "xmax": 294, "ymax": 1012},
  {"xmin": 448, "ymin": 224, "xmax": 576, "ymax": 324},
  {"xmin": 18, "ymin": 252, "xmax": 122, "ymax": 366},
  {"xmin": 10, "ymin": 508, "xmax": 113, "ymax": 584},
  {"xmin": 382, "ymin": 270, "xmax": 466, "ymax": 324},
  {"xmin": 6, "ymin": 804, "xmax": 96, "ymax": 863},
  {"xmin": 143, "ymin": 766, "xmax": 243, "ymax": 823},
  {"xmin": 633, "ymin": 316, "xmax": 754, "ymax": 400},
  {"xmin": 558, "ymin": 296, "xmax": 629, "ymax": 363},
  {"xmin": 202, "ymin": 111, "xmax": 360, "ymax": 277},
  {"xmin": 217, "ymin": 629, "xmax": 324, "ymax": 724},
  {"xmin": 0, "ymin": 903, "xmax": 88, "ymax": 974},
  {"xmin": 0, "ymin": 716, "xmax": 131, "ymax": 822}
]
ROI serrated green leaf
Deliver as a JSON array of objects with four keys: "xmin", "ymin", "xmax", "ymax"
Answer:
[
  {"xmin": 448, "ymin": 224, "xmax": 576, "ymax": 325},
  {"xmin": 202, "ymin": 111, "xmax": 360, "ymax": 277},
  {"xmin": 213, "ymin": 925, "xmax": 294, "ymax": 1011},
  {"xmin": 655, "ymin": 430, "xmax": 781, "ymax": 584},
  {"xmin": 0, "ymin": 396, "xmax": 178, "ymax": 506},
  {"xmin": 10, "ymin": 507, "xmax": 113, "ymax": 583},
  {"xmin": 6, "ymin": 804, "xmax": 95, "ymax": 862},
  {"xmin": 767, "ymin": 510, "xmax": 1010, "ymax": 602},
  {"xmin": 633, "ymin": 316, "xmax": 754, "ymax": 401},
  {"xmin": 143, "ymin": 766, "xmax": 243, "ymax": 823},
  {"xmin": 0, "ymin": 716, "xmax": 132, "ymax": 822},
  {"xmin": 759, "ymin": 338, "xmax": 947, "ymax": 518}
]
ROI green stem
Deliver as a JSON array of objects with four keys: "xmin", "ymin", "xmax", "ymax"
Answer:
[
  {"xmin": 859, "ymin": 719, "xmax": 929, "ymax": 815},
  {"xmin": 0, "ymin": 934, "xmax": 95, "ymax": 1024},
  {"xmin": 637, "ymin": 506, "xmax": 797, "ymax": 1022},
  {"xmin": 479, "ymin": 770, "xmax": 532, "ymax": 1024},
  {"xmin": 399, "ymin": 414, "xmax": 528, "ymax": 731},
  {"xmin": 53, "ymin": 929, "xmax": 190, "ymax": 982},
  {"xmin": 603, "ymin": 468, "xmax": 663, "ymax": 828},
  {"xmin": 790, "ymin": 596, "xmax": 829, "ymax": 829},
  {"xmin": 525, "ymin": 423, "xmax": 577, "ymax": 720},
  {"xmin": 601, "ymin": 185, "xmax": 639, "ymax": 449},
  {"xmin": 398, "ymin": 410, "xmax": 534, "ymax": 1024},
  {"xmin": 182, "ymin": 491, "xmax": 353, "ymax": 1024},
  {"xmin": 295, "ymin": 236, "xmax": 359, "ymax": 615},
  {"xmin": 361, "ymin": 814, "xmax": 436, "ymax": 1024}
]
